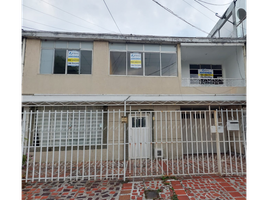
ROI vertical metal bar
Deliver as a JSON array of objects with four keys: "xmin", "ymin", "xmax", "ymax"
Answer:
[
  {"xmin": 160, "ymin": 111, "xmax": 163, "ymax": 175},
  {"xmin": 70, "ymin": 110, "xmax": 74, "ymax": 180},
  {"xmin": 199, "ymin": 111, "xmax": 204, "ymax": 173},
  {"xmin": 38, "ymin": 110, "xmax": 45, "ymax": 181},
  {"xmin": 209, "ymin": 109, "xmax": 215, "ymax": 173},
  {"xmin": 145, "ymin": 112, "xmax": 147, "ymax": 177},
  {"xmin": 129, "ymin": 108, "xmax": 131, "ymax": 174},
  {"xmin": 150, "ymin": 111, "xmax": 153, "ymax": 176},
  {"xmin": 134, "ymin": 111, "xmax": 137, "ymax": 176},
  {"xmin": 100, "ymin": 110, "xmax": 103, "ymax": 180},
  {"xmin": 194, "ymin": 111, "xmax": 199, "ymax": 174},
  {"xmin": 226, "ymin": 109, "xmax": 232, "ymax": 175},
  {"xmin": 26, "ymin": 110, "xmax": 33, "ymax": 182},
  {"xmin": 190, "ymin": 111, "xmax": 194, "ymax": 173},
  {"xmin": 139, "ymin": 111, "xmax": 142, "ymax": 176},
  {"xmin": 118, "ymin": 110, "xmax": 120, "ymax": 178},
  {"xmin": 241, "ymin": 108, "xmax": 247, "ymax": 158},
  {"xmin": 170, "ymin": 111, "xmax": 174, "ymax": 174},
  {"xmin": 221, "ymin": 109, "xmax": 227, "ymax": 175},
  {"xmin": 51, "ymin": 111, "xmax": 57, "ymax": 181},
  {"xmin": 204, "ymin": 111, "xmax": 209, "ymax": 173},
  {"xmin": 76, "ymin": 111, "xmax": 80, "ymax": 180},
  {"xmin": 185, "ymin": 111, "xmax": 189, "ymax": 174},
  {"xmin": 236, "ymin": 109, "xmax": 243, "ymax": 174},
  {"xmin": 231, "ymin": 109, "xmax": 238, "ymax": 175},
  {"xmin": 82, "ymin": 110, "xmax": 86, "ymax": 180},
  {"xmin": 57, "ymin": 111, "xmax": 63, "ymax": 181},
  {"xmin": 64, "ymin": 110, "xmax": 68, "ymax": 181},
  {"xmin": 155, "ymin": 111, "xmax": 158, "ymax": 175},
  {"xmin": 45, "ymin": 111, "xmax": 50, "ymax": 182},
  {"xmin": 32, "ymin": 110, "xmax": 38, "ymax": 182},
  {"xmin": 180, "ymin": 111, "xmax": 184, "ymax": 175},
  {"xmin": 214, "ymin": 110, "xmax": 222, "ymax": 175},
  {"xmin": 94, "ymin": 110, "xmax": 98, "ymax": 180},
  {"xmin": 112, "ymin": 110, "xmax": 115, "ymax": 179},
  {"xmin": 165, "ymin": 111, "xmax": 168, "ymax": 175},
  {"xmin": 88, "ymin": 110, "xmax": 92, "ymax": 179},
  {"xmin": 175, "ymin": 111, "xmax": 179, "ymax": 175},
  {"xmin": 22, "ymin": 110, "xmax": 27, "ymax": 163},
  {"xmin": 106, "ymin": 110, "xmax": 109, "ymax": 179},
  {"xmin": 123, "ymin": 99, "xmax": 127, "ymax": 181}
]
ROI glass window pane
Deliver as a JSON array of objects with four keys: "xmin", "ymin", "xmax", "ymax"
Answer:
[
  {"xmin": 212, "ymin": 65, "xmax": 222, "ymax": 69},
  {"xmin": 40, "ymin": 49, "xmax": 53, "ymax": 74},
  {"xmin": 161, "ymin": 53, "xmax": 177, "ymax": 76},
  {"xmin": 41, "ymin": 41, "xmax": 54, "ymax": 49},
  {"xmin": 161, "ymin": 45, "xmax": 176, "ymax": 52},
  {"xmin": 190, "ymin": 64, "xmax": 200, "ymax": 69},
  {"xmin": 81, "ymin": 42, "xmax": 93, "ymax": 50},
  {"xmin": 128, "ymin": 44, "xmax": 143, "ymax": 51},
  {"xmin": 55, "ymin": 41, "xmax": 67, "ymax": 48},
  {"xmin": 80, "ymin": 51, "xmax": 92, "ymax": 74},
  {"xmin": 68, "ymin": 41, "xmax": 80, "ymax": 49},
  {"xmin": 190, "ymin": 70, "xmax": 198, "ymax": 74},
  {"xmin": 54, "ymin": 49, "xmax": 66, "ymax": 74},
  {"xmin": 110, "ymin": 52, "xmax": 126, "ymax": 75},
  {"xmin": 145, "ymin": 53, "xmax": 160, "ymax": 76},
  {"xmin": 144, "ymin": 44, "xmax": 160, "ymax": 51},
  {"xmin": 109, "ymin": 43, "xmax": 126, "ymax": 50},
  {"xmin": 67, "ymin": 50, "xmax": 79, "ymax": 74},
  {"xmin": 127, "ymin": 52, "xmax": 143, "ymax": 76},
  {"xmin": 200, "ymin": 64, "xmax": 211, "ymax": 69}
]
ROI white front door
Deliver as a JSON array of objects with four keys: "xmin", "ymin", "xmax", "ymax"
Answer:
[{"xmin": 129, "ymin": 113, "xmax": 151, "ymax": 159}]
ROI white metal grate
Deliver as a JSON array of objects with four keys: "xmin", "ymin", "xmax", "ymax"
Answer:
[{"xmin": 22, "ymin": 109, "xmax": 246, "ymax": 182}]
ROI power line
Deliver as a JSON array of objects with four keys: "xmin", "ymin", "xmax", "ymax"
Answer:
[
  {"xmin": 180, "ymin": 0, "xmax": 217, "ymax": 23},
  {"xmin": 196, "ymin": 0, "xmax": 233, "ymax": 6},
  {"xmin": 23, "ymin": 18, "xmax": 69, "ymax": 31},
  {"xmin": 152, "ymin": 0, "xmax": 211, "ymax": 36},
  {"xmin": 40, "ymin": 0, "xmax": 119, "ymax": 34},
  {"xmin": 23, "ymin": 4, "xmax": 99, "ymax": 32},
  {"xmin": 193, "ymin": 0, "xmax": 216, "ymax": 14},
  {"xmin": 103, "ymin": 0, "xmax": 122, "ymax": 34}
]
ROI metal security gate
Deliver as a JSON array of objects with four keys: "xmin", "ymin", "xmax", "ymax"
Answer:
[{"xmin": 21, "ymin": 109, "xmax": 246, "ymax": 182}]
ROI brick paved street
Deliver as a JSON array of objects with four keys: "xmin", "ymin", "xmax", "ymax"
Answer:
[{"xmin": 22, "ymin": 174, "xmax": 246, "ymax": 199}]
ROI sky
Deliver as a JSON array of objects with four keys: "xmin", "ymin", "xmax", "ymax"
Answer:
[{"xmin": 21, "ymin": 0, "xmax": 235, "ymax": 37}]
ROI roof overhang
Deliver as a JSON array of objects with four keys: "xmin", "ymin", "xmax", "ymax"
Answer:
[
  {"xmin": 22, "ymin": 94, "xmax": 246, "ymax": 107},
  {"xmin": 22, "ymin": 30, "xmax": 246, "ymax": 45}
]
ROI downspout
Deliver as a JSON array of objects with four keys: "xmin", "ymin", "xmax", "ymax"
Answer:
[{"xmin": 22, "ymin": 38, "xmax": 26, "ymax": 81}]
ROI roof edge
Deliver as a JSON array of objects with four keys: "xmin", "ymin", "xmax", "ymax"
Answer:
[{"xmin": 22, "ymin": 30, "xmax": 246, "ymax": 44}]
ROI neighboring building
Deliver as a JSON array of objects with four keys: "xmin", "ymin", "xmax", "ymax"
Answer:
[
  {"xmin": 21, "ymin": 30, "xmax": 246, "ymax": 180},
  {"xmin": 208, "ymin": 0, "xmax": 247, "ymax": 38}
]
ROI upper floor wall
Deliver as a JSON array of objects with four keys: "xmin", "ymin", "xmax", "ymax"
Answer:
[{"xmin": 22, "ymin": 36, "xmax": 246, "ymax": 96}]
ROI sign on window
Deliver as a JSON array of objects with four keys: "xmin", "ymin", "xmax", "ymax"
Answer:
[
  {"xmin": 67, "ymin": 50, "xmax": 80, "ymax": 66},
  {"xmin": 130, "ymin": 53, "xmax": 141, "ymax": 68},
  {"xmin": 198, "ymin": 69, "xmax": 213, "ymax": 78}
]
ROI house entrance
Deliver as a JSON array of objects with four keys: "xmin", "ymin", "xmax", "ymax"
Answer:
[{"xmin": 128, "ymin": 113, "xmax": 151, "ymax": 159}]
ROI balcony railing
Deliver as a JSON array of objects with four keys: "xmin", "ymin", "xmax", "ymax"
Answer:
[{"xmin": 181, "ymin": 78, "xmax": 246, "ymax": 87}]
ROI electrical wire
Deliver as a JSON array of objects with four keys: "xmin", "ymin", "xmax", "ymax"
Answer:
[
  {"xmin": 23, "ymin": 4, "xmax": 99, "ymax": 32},
  {"xmin": 23, "ymin": 18, "xmax": 70, "ymax": 31},
  {"xmin": 103, "ymin": 0, "xmax": 122, "ymax": 34},
  {"xmin": 39, "ymin": 0, "xmax": 119, "ymax": 34},
  {"xmin": 196, "ymin": 0, "xmax": 233, "ymax": 6},
  {"xmin": 152, "ymin": 0, "xmax": 211, "ymax": 36},
  {"xmin": 180, "ymin": 0, "xmax": 217, "ymax": 23},
  {"xmin": 193, "ymin": 0, "xmax": 216, "ymax": 14}
]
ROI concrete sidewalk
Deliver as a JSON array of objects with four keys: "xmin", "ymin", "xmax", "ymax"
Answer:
[{"xmin": 22, "ymin": 174, "xmax": 246, "ymax": 200}]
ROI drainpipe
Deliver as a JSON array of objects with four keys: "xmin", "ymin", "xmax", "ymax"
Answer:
[{"xmin": 22, "ymin": 38, "xmax": 26, "ymax": 80}]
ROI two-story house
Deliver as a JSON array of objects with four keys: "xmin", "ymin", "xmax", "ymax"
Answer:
[{"xmin": 21, "ymin": 30, "xmax": 246, "ymax": 181}]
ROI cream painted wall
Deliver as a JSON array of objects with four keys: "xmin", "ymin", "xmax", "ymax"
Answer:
[{"xmin": 22, "ymin": 39, "xmax": 246, "ymax": 95}]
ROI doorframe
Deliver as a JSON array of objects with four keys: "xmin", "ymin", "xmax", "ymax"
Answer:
[{"xmin": 128, "ymin": 112, "xmax": 152, "ymax": 159}]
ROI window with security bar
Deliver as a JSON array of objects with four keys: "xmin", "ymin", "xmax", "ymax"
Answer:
[
  {"xmin": 190, "ymin": 64, "xmax": 223, "ymax": 85},
  {"xmin": 31, "ymin": 107, "xmax": 104, "ymax": 147}
]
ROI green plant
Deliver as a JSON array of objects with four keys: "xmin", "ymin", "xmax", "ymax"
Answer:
[{"xmin": 157, "ymin": 188, "xmax": 162, "ymax": 192}]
